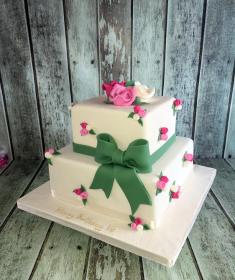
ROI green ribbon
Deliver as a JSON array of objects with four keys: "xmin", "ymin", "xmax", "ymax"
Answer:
[
  {"xmin": 73, "ymin": 133, "xmax": 176, "ymax": 164},
  {"xmin": 89, "ymin": 133, "xmax": 152, "ymax": 214}
]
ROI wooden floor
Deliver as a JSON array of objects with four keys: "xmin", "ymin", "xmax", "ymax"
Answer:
[{"xmin": 0, "ymin": 159, "xmax": 234, "ymax": 280}]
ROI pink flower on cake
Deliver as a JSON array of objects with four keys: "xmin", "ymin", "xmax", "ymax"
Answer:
[
  {"xmin": 131, "ymin": 222, "xmax": 137, "ymax": 231},
  {"xmin": 73, "ymin": 185, "xmax": 88, "ymax": 205},
  {"xmin": 80, "ymin": 122, "xmax": 96, "ymax": 136},
  {"xmin": 159, "ymin": 127, "xmax": 169, "ymax": 141},
  {"xmin": 184, "ymin": 152, "xmax": 194, "ymax": 162},
  {"xmin": 80, "ymin": 191, "xmax": 88, "ymax": 199},
  {"xmin": 183, "ymin": 152, "xmax": 194, "ymax": 167},
  {"xmin": 128, "ymin": 105, "xmax": 147, "ymax": 126},
  {"xmin": 172, "ymin": 98, "xmax": 183, "ymax": 115},
  {"xmin": 102, "ymin": 80, "xmax": 126, "ymax": 97},
  {"xmin": 169, "ymin": 182, "xmax": 181, "ymax": 202},
  {"xmin": 109, "ymin": 84, "xmax": 136, "ymax": 106},
  {"xmin": 134, "ymin": 217, "xmax": 143, "ymax": 225},
  {"xmin": 156, "ymin": 172, "xmax": 169, "ymax": 195},
  {"xmin": 44, "ymin": 148, "xmax": 61, "ymax": 165},
  {"xmin": 128, "ymin": 215, "xmax": 151, "ymax": 231}
]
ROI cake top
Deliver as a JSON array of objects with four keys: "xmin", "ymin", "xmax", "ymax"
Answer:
[{"xmin": 72, "ymin": 95, "xmax": 174, "ymax": 113}]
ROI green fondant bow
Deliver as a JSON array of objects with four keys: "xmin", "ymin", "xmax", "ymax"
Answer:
[{"xmin": 90, "ymin": 133, "xmax": 152, "ymax": 214}]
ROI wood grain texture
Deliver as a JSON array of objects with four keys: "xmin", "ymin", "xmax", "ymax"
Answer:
[
  {"xmin": 0, "ymin": 0, "xmax": 43, "ymax": 159},
  {"xmin": 99, "ymin": 0, "xmax": 131, "ymax": 84},
  {"xmin": 132, "ymin": 0, "xmax": 166, "ymax": 95},
  {"xmin": 86, "ymin": 239, "xmax": 141, "ymax": 280},
  {"xmin": 197, "ymin": 159, "xmax": 235, "ymax": 225},
  {"xmin": 226, "ymin": 158, "xmax": 235, "ymax": 170},
  {"xmin": 0, "ymin": 163, "xmax": 51, "ymax": 280},
  {"xmin": 188, "ymin": 193, "xmax": 235, "ymax": 279},
  {"xmin": 194, "ymin": 0, "xmax": 235, "ymax": 157},
  {"xmin": 0, "ymin": 79, "xmax": 12, "ymax": 171},
  {"xmin": 0, "ymin": 160, "xmax": 42, "ymax": 227},
  {"xmin": 31, "ymin": 224, "xmax": 89, "ymax": 280},
  {"xmin": 27, "ymin": 0, "xmax": 72, "ymax": 149},
  {"xmin": 164, "ymin": 0, "xmax": 204, "ymax": 137},
  {"xmin": 143, "ymin": 242, "xmax": 200, "ymax": 280},
  {"xmin": 64, "ymin": 0, "xmax": 99, "ymax": 101},
  {"xmin": 224, "ymin": 71, "xmax": 235, "ymax": 157}
]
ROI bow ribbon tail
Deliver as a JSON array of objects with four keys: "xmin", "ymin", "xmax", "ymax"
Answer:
[
  {"xmin": 114, "ymin": 166, "xmax": 152, "ymax": 215},
  {"xmin": 90, "ymin": 164, "xmax": 114, "ymax": 198}
]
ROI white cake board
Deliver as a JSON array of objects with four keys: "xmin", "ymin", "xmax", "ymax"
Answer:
[{"xmin": 17, "ymin": 164, "xmax": 216, "ymax": 267}]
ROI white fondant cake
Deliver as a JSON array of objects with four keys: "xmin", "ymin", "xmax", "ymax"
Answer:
[
  {"xmin": 49, "ymin": 137, "xmax": 193, "ymax": 227},
  {"xmin": 45, "ymin": 80, "xmax": 192, "ymax": 230},
  {"xmin": 71, "ymin": 96, "xmax": 176, "ymax": 155}
]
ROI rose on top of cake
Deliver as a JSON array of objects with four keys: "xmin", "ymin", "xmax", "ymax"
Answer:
[{"xmin": 102, "ymin": 80, "xmax": 155, "ymax": 106}]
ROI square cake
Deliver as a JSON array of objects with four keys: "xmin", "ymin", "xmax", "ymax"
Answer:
[{"xmin": 45, "ymin": 80, "xmax": 193, "ymax": 230}]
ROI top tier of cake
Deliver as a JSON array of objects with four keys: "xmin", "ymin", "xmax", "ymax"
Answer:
[{"xmin": 71, "ymin": 96, "xmax": 176, "ymax": 155}]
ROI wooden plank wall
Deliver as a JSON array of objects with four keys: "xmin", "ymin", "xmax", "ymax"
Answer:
[{"xmin": 0, "ymin": 0, "xmax": 234, "ymax": 159}]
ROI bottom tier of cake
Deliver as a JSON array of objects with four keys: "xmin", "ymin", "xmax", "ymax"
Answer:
[{"xmin": 48, "ymin": 136, "xmax": 194, "ymax": 229}]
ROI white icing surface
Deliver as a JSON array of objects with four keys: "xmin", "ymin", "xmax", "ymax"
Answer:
[
  {"xmin": 49, "ymin": 137, "xmax": 194, "ymax": 227},
  {"xmin": 71, "ymin": 96, "xmax": 176, "ymax": 155}
]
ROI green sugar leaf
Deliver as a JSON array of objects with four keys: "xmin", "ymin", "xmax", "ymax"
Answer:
[
  {"xmin": 125, "ymin": 80, "xmax": 135, "ymax": 87},
  {"xmin": 138, "ymin": 118, "xmax": 143, "ymax": 126},
  {"xmin": 129, "ymin": 215, "xmax": 135, "ymax": 222},
  {"xmin": 143, "ymin": 224, "xmax": 150, "ymax": 230},
  {"xmin": 89, "ymin": 129, "xmax": 96, "ymax": 135},
  {"xmin": 128, "ymin": 112, "xmax": 135, "ymax": 118}
]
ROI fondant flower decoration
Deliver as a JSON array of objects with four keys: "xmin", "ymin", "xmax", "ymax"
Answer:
[
  {"xmin": 172, "ymin": 98, "xmax": 183, "ymax": 115},
  {"xmin": 73, "ymin": 185, "xmax": 88, "ymax": 205},
  {"xmin": 102, "ymin": 80, "xmax": 155, "ymax": 106},
  {"xmin": 0, "ymin": 152, "xmax": 8, "ymax": 169},
  {"xmin": 183, "ymin": 152, "xmax": 194, "ymax": 167},
  {"xmin": 156, "ymin": 172, "xmax": 169, "ymax": 195},
  {"xmin": 109, "ymin": 84, "xmax": 136, "ymax": 106},
  {"xmin": 80, "ymin": 122, "xmax": 96, "ymax": 136},
  {"xmin": 44, "ymin": 148, "xmax": 61, "ymax": 165},
  {"xmin": 169, "ymin": 181, "xmax": 181, "ymax": 202},
  {"xmin": 102, "ymin": 80, "xmax": 126, "ymax": 98},
  {"xmin": 128, "ymin": 105, "xmax": 147, "ymax": 126},
  {"xmin": 128, "ymin": 215, "xmax": 151, "ymax": 231},
  {"xmin": 134, "ymin": 81, "xmax": 155, "ymax": 102},
  {"xmin": 159, "ymin": 127, "xmax": 168, "ymax": 141}
]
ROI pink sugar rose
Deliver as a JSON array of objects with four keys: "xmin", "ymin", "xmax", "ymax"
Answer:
[
  {"xmin": 134, "ymin": 105, "xmax": 141, "ymax": 113},
  {"xmin": 134, "ymin": 217, "xmax": 143, "ymax": 225},
  {"xmin": 174, "ymin": 99, "xmax": 183, "ymax": 106},
  {"xmin": 156, "ymin": 180, "xmax": 166, "ymax": 190},
  {"xmin": 80, "ymin": 121, "xmax": 87, "ymax": 129},
  {"xmin": 102, "ymin": 80, "xmax": 126, "ymax": 97},
  {"xmin": 160, "ymin": 127, "xmax": 168, "ymax": 134},
  {"xmin": 172, "ymin": 191, "xmax": 180, "ymax": 199},
  {"xmin": 160, "ymin": 134, "xmax": 168, "ymax": 141},
  {"xmin": 138, "ymin": 109, "xmax": 146, "ymax": 118},
  {"xmin": 80, "ymin": 191, "xmax": 88, "ymax": 199},
  {"xmin": 131, "ymin": 222, "xmax": 137, "ymax": 231},
  {"xmin": 184, "ymin": 153, "xmax": 194, "ymax": 161},
  {"xmin": 80, "ymin": 128, "xmax": 89, "ymax": 136},
  {"xmin": 73, "ymin": 188, "xmax": 83, "ymax": 196},
  {"xmin": 109, "ymin": 84, "xmax": 136, "ymax": 106},
  {"xmin": 160, "ymin": 175, "xmax": 169, "ymax": 183},
  {"xmin": 45, "ymin": 148, "xmax": 54, "ymax": 154}
]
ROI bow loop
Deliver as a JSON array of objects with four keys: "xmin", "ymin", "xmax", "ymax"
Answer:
[
  {"xmin": 95, "ymin": 133, "xmax": 117, "ymax": 164},
  {"xmin": 124, "ymin": 139, "xmax": 152, "ymax": 173}
]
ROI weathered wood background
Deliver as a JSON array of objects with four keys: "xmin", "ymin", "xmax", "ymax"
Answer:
[{"xmin": 0, "ymin": 0, "xmax": 235, "ymax": 162}]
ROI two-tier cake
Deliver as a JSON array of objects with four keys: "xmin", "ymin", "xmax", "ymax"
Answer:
[{"xmin": 45, "ymin": 80, "xmax": 194, "ymax": 231}]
